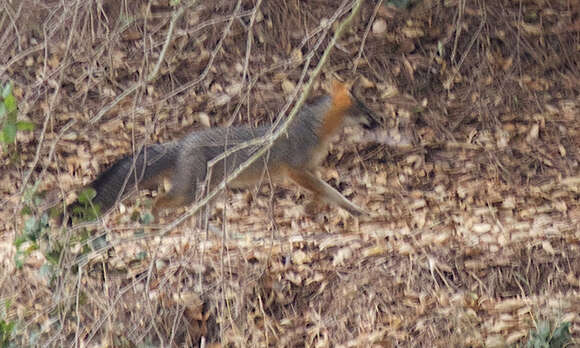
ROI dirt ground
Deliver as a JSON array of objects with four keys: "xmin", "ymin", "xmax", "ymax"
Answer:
[{"xmin": 1, "ymin": 0, "xmax": 579, "ymax": 347}]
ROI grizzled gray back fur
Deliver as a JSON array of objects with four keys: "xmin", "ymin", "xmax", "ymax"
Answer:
[{"xmin": 166, "ymin": 95, "xmax": 334, "ymax": 205}]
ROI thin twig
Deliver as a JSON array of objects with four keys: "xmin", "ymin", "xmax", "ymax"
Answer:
[
  {"xmin": 18, "ymin": 0, "xmax": 81, "ymax": 198},
  {"xmin": 445, "ymin": 0, "xmax": 486, "ymax": 89},
  {"xmin": 241, "ymin": 0, "xmax": 263, "ymax": 85},
  {"xmin": 155, "ymin": 0, "xmax": 242, "ymax": 103},
  {"xmin": 147, "ymin": 10, "xmax": 254, "ymax": 52},
  {"xmin": 353, "ymin": 0, "xmax": 383, "ymax": 74},
  {"xmin": 89, "ymin": 5, "xmax": 186, "ymax": 124},
  {"xmin": 450, "ymin": 0, "xmax": 464, "ymax": 64},
  {"xmin": 0, "ymin": 0, "xmax": 23, "ymax": 53},
  {"xmin": 148, "ymin": 6, "xmax": 184, "ymax": 81}
]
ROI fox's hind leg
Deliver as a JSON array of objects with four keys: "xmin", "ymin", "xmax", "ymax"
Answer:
[{"xmin": 153, "ymin": 151, "xmax": 208, "ymax": 217}]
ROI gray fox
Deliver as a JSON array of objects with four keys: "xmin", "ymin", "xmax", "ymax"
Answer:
[{"xmin": 62, "ymin": 80, "xmax": 378, "ymax": 223}]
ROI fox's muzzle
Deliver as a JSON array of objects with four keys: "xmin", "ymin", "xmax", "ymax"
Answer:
[{"xmin": 351, "ymin": 95, "xmax": 381, "ymax": 129}]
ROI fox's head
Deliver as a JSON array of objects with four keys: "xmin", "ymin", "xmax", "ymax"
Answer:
[{"xmin": 328, "ymin": 79, "xmax": 381, "ymax": 130}]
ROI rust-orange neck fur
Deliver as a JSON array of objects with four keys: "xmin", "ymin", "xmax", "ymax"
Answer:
[{"xmin": 318, "ymin": 81, "xmax": 353, "ymax": 141}]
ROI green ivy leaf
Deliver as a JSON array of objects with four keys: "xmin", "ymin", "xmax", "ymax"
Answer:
[
  {"xmin": 78, "ymin": 188, "xmax": 97, "ymax": 204},
  {"xmin": 20, "ymin": 205, "xmax": 32, "ymax": 216},
  {"xmin": 0, "ymin": 318, "xmax": 16, "ymax": 344},
  {"xmin": 4, "ymin": 94, "xmax": 17, "ymax": 113},
  {"xmin": 45, "ymin": 250, "xmax": 60, "ymax": 265},
  {"xmin": 91, "ymin": 235, "xmax": 108, "ymax": 252},
  {"xmin": 23, "ymin": 217, "xmax": 40, "ymax": 241},
  {"xmin": 537, "ymin": 321, "xmax": 551, "ymax": 340},
  {"xmin": 39, "ymin": 263, "xmax": 55, "ymax": 280},
  {"xmin": 16, "ymin": 121, "xmax": 35, "ymax": 131},
  {"xmin": 1, "ymin": 82, "xmax": 12, "ymax": 99},
  {"xmin": 141, "ymin": 212, "xmax": 154, "ymax": 224},
  {"xmin": 550, "ymin": 322, "xmax": 571, "ymax": 348},
  {"xmin": 13, "ymin": 235, "xmax": 27, "ymax": 248},
  {"xmin": 2, "ymin": 122, "xmax": 17, "ymax": 144},
  {"xmin": 14, "ymin": 253, "xmax": 25, "ymax": 269}
]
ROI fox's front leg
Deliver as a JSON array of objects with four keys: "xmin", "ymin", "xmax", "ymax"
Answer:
[{"xmin": 286, "ymin": 167, "xmax": 368, "ymax": 216}]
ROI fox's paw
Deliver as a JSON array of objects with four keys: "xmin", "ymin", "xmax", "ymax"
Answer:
[{"xmin": 346, "ymin": 204, "xmax": 371, "ymax": 218}]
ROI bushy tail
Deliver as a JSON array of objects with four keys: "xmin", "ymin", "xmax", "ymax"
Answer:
[{"xmin": 64, "ymin": 143, "xmax": 178, "ymax": 222}]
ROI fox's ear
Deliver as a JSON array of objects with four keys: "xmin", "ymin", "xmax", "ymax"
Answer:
[
  {"xmin": 329, "ymin": 78, "xmax": 354, "ymax": 109},
  {"xmin": 330, "ymin": 78, "xmax": 354, "ymax": 94}
]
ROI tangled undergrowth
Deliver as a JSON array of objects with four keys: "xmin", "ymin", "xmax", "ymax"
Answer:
[{"xmin": 1, "ymin": 0, "xmax": 578, "ymax": 346}]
